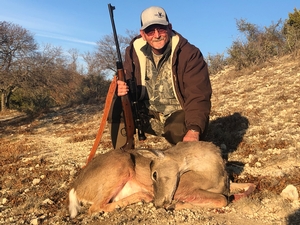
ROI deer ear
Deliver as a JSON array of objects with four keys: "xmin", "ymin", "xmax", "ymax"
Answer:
[
  {"xmin": 136, "ymin": 149, "xmax": 165, "ymax": 159},
  {"xmin": 151, "ymin": 149, "xmax": 165, "ymax": 158}
]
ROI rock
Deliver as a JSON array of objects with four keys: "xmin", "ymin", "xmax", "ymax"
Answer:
[
  {"xmin": 280, "ymin": 184, "xmax": 299, "ymax": 201},
  {"xmin": 30, "ymin": 218, "xmax": 39, "ymax": 225},
  {"xmin": 42, "ymin": 198, "xmax": 54, "ymax": 205},
  {"xmin": 32, "ymin": 178, "xmax": 41, "ymax": 185},
  {"xmin": 2, "ymin": 198, "xmax": 7, "ymax": 204},
  {"xmin": 255, "ymin": 162, "xmax": 261, "ymax": 167}
]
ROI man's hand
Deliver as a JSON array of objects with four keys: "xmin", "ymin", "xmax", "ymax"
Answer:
[
  {"xmin": 117, "ymin": 80, "xmax": 129, "ymax": 96},
  {"xmin": 183, "ymin": 130, "xmax": 199, "ymax": 142}
]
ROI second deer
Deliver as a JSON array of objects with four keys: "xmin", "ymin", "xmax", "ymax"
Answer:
[{"xmin": 68, "ymin": 141, "xmax": 256, "ymax": 218}]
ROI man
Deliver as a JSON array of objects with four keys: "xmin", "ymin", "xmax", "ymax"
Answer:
[{"xmin": 109, "ymin": 6, "xmax": 212, "ymax": 148}]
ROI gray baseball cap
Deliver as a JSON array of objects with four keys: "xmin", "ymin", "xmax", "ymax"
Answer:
[{"xmin": 140, "ymin": 6, "xmax": 169, "ymax": 30}]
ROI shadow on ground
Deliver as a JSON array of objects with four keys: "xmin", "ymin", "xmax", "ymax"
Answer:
[
  {"xmin": 286, "ymin": 208, "xmax": 300, "ymax": 225},
  {"xmin": 205, "ymin": 112, "xmax": 249, "ymax": 157},
  {"xmin": 204, "ymin": 112, "xmax": 249, "ymax": 179}
]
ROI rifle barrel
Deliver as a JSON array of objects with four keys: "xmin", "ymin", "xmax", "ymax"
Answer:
[{"xmin": 108, "ymin": 4, "xmax": 123, "ymax": 65}]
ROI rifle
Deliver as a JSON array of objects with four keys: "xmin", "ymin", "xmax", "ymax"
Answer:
[
  {"xmin": 127, "ymin": 78, "xmax": 147, "ymax": 141},
  {"xmin": 108, "ymin": 4, "xmax": 146, "ymax": 149}
]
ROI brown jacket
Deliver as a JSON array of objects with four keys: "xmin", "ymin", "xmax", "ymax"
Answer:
[{"xmin": 124, "ymin": 31, "xmax": 212, "ymax": 134}]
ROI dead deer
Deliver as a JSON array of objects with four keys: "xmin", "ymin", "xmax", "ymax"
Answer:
[{"xmin": 68, "ymin": 141, "xmax": 256, "ymax": 218}]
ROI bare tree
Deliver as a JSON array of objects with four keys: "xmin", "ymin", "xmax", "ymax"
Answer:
[
  {"xmin": 0, "ymin": 21, "xmax": 90, "ymax": 113},
  {"xmin": 95, "ymin": 34, "xmax": 119, "ymax": 72},
  {"xmin": 83, "ymin": 30, "xmax": 139, "ymax": 76},
  {"xmin": 68, "ymin": 48, "xmax": 79, "ymax": 72},
  {"xmin": 82, "ymin": 51, "xmax": 101, "ymax": 75},
  {"xmin": 25, "ymin": 44, "xmax": 83, "ymax": 106},
  {"xmin": 0, "ymin": 21, "xmax": 37, "ymax": 111}
]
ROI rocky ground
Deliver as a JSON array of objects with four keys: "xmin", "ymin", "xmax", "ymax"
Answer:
[{"xmin": 0, "ymin": 55, "xmax": 299, "ymax": 224}]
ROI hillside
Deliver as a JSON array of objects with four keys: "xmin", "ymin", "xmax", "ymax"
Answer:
[{"xmin": 0, "ymin": 54, "xmax": 299, "ymax": 224}]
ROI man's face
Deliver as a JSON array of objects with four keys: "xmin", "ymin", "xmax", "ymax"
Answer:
[{"xmin": 140, "ymin": 24, "xmax": 172, "ymax": 53}]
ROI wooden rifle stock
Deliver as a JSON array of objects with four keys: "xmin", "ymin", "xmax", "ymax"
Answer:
[
  {"xmin": 109, "ymin": 4, "xmax": 135, "ymax": 149},
  {"xmin": 116, "ymin": 64, "xmax": 135, "ymax": 149}
]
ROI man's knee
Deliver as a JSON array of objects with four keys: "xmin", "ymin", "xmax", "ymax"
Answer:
[
  {"xmin": 163, "ymin": 110, "xmax": 186, "ymax": 145},
  {"xmin": 163, "ymin": 110, "xmax": 209, "ymax": 144}
]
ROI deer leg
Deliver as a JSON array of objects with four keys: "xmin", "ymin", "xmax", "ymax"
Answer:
[
  {"xmin": 230, "ymin": 183, "xmax": 256, "ymax": 201},
  {"xmin": 171, "ymin": 170, "xmax": 228, "ymax": 209},
  {"xmin": 100, "ymin": 192, "xmax": 154, "ymax": 212},
  {"xmin": 174, "ymin": 189, "xmax": 228, "ymax": 209}
]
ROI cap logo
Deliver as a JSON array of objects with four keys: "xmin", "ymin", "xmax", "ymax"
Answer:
[{"xmin": 155, "ymin": 12, "xmax": 164, "ymax": 18}]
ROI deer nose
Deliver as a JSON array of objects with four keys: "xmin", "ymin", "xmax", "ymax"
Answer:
[
  {"xmin": 165, "ymin": 201, "xmax": 176, "ymax": 210},
  {"xmin": 154, "ymin": 197, "xmax": 172, "ymax": 209}
]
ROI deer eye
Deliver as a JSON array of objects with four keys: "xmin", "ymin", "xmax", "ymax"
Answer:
[{"xmin": 152, "ymin": 171, "xmax": 157, "ymax": 181}]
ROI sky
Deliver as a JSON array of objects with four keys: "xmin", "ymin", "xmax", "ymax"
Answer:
[{"xmin": 1, "ymin": 0, "xmax": 300, "ymax": 61}]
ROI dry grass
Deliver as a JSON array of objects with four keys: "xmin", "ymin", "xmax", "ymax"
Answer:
[{"xmin": 0, "ymin": 54, "xmax": 299, "ymax": 224}]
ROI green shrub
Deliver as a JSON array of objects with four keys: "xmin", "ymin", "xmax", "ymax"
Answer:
[
  {"xmin": 9, "ymin": 89, "xmax": 55, "ymax": 115},
  {"xmin": 284, "ymin": 8, "xmax": 300, "ymax": 54},
  {"xmin": 227, "ymin": 19, "xmax": 285, "ymax": 70},
  {"xmin": 76, "ymin": 74, "xmax": 110, "ymax": 104},
  {"xmin": 206, "ymin": 53, "xmax": 228, "ymax": 75}
]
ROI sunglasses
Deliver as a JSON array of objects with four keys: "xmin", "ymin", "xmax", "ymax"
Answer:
[{"xmin": 144, "ymin": 26, "xmax": 168, "ymax": 36}]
